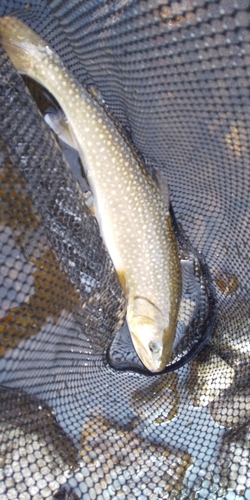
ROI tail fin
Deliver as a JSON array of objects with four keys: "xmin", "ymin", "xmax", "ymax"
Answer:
[{"xmin": 0, "ymin": 16, "xmax": 47, "ymax": 74}]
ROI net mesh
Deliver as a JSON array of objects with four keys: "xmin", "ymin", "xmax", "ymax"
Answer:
[{"xmin": 0, "ymin": 0, "xmax": 250, "ymax": 498}]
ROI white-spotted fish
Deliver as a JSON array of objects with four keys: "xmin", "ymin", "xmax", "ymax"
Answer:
[{"xmin": 0, "ymin": 16, "xmax": 182, "ymax": 372}]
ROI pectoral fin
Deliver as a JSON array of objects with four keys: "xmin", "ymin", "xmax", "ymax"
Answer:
[
  {"xmin": 117, "ymin": 269, "xmax": 128, "ymax": 296},
  {"xmin": 44, "ymin": 107, "xmax": 77, "ymax": 149}
]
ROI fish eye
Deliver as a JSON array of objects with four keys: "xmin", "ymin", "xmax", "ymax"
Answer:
[{"xmin": 148, "ymin": 341, "xmax": 161, "ymax": 354}]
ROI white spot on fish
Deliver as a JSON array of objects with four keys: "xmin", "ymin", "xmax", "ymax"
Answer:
[{"xmin": 45, "ymin": 45, "xmax": 54, "ymax": 56}]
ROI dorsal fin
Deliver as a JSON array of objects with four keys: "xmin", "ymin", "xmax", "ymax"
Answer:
[{"xmin": 150, "ymin": 167, "xmax": 170, "ymax": 209}]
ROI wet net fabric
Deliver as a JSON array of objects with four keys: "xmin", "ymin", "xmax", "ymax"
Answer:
[{"xmin": 0, "ymin": 1, "xmax": 250, "ymax": 499}]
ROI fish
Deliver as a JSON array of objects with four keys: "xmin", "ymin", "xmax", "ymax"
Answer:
[{"xmin": 0, "ymin": 16, "xmax": 182, "ymax": 372}]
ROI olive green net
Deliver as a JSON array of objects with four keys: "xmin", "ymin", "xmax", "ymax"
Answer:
[{"xmin": 0, "ymin": 1, "xmax": 250, "ymax": 499}]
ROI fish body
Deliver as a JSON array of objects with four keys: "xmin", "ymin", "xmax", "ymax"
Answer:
[{"xmin": 0, "ymin": 16, "xmax": 182, "ymax": 372}]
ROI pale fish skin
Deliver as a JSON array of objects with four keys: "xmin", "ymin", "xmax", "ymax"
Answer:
[{"xmin": 0, "ymin": 16, "xmax": 182, "ymax": 372}]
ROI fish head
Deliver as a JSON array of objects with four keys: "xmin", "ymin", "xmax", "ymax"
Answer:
[{"xmin": 127, "ymin": 297, "xmax": 172, "ymax": 373}]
